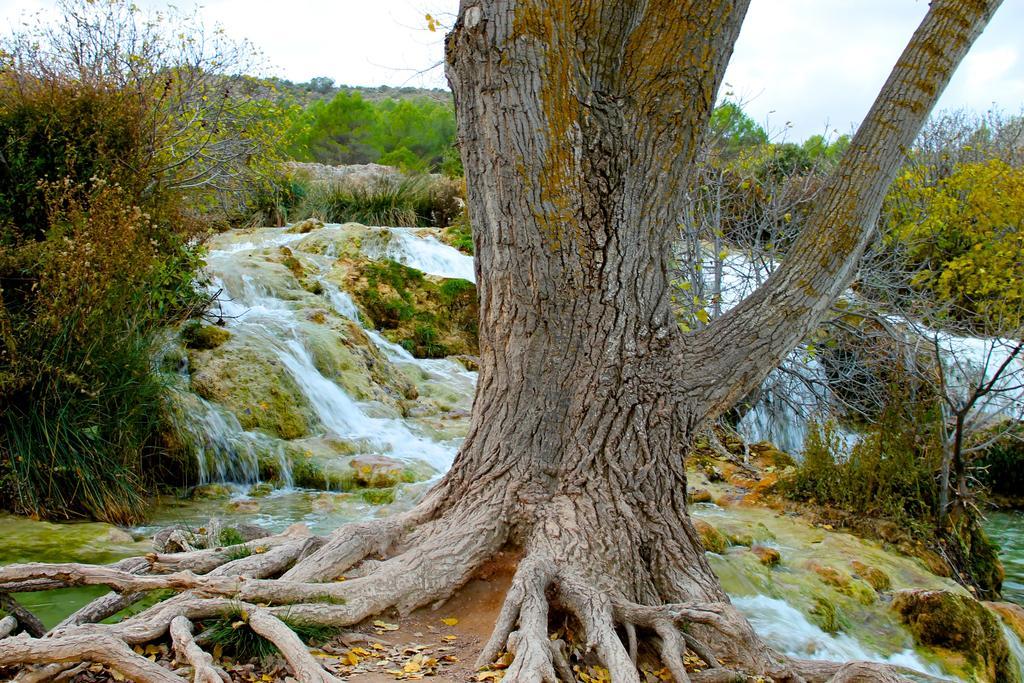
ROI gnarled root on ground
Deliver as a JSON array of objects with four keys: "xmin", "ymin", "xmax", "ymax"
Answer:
[{"xmin": 0, "ymin": 503, "xmax": 938, "ymax": 683}]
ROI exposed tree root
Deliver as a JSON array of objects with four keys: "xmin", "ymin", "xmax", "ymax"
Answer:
[
  {"xmin": 0, "ymin": 633, "xmax": 181, "ymax": 683},
  {"xmin": 0, "ymin": 615, "xmax": 16, "ymax": 639},
  {"xmin": 247, "ymin": 610, "xmax": 343, "ymax": 683},
  {"xmin": 170, "ymin": 616, "xmax": 230, "ymax": 683},
  {"xmin": 0, "ymin": 594, "xmax": 45, "ymax": 638},
  {"xmin": 0, "ymin": 508, "xmax": 946, "ymax": 683}
]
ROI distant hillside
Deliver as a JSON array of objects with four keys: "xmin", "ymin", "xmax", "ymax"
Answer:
[{"xmin": 269, "ymin": 78, "xmax": 452, "ymax": 106}]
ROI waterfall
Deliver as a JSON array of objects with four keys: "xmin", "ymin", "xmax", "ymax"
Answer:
[
  {"xmin": 693, "ymin": 248, "xmax": 1024, "ymax": 459},
  {"xmin": 172, "ymin": 223, "xmax": 477, "ymax": 487},
  {"xmin": 732, "ymin": 595, "xmax": 947, "ymax": 678},
  {"xmin": 1005, "ymin": 624, "xmax": 1024, "ymax": 679}
]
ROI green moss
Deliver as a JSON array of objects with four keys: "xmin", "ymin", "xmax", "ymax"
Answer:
[
  {"xmin": 359, "ymin": 488, "xmax": 396, "ymax": 505},
  {"xmin": 694, "ymin": 520, "xmax": 729, "ymax": 554},
  {"xmin": 810, "ymin": 595, "xmax": 848, "ymax": 634},
  {"xmin": 893, "ymin": 590, "xmax": 1018, "ymax": 682},
  {"xmin": 337, "ymin": 258, "xmax": 477, "ymax": 359},
  {"xmin": 190, "ymin": 342, "xmax": 318, "ymax": 440},
  {"xmin": 181, "ymin": 321, "xmax": 231, "ymax": 350},
  {"xmin": 189, "ymin": 484, "xmax": 232, "ymax": 500}
]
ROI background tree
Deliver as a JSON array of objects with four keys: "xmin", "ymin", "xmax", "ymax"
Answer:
[{"xmin": 0, "ymin": 1, "xmax": 1006, "ymax": 682}]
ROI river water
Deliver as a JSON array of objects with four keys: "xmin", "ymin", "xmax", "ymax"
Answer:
[{"xmin": 986, "ymin": 510, "xmax": 1024, "ymax": 605}]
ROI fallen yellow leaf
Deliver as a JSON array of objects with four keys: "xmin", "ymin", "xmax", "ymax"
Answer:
[{"xmin": 441, "ymin": 617, "xmax": 459, "ymax": 626}]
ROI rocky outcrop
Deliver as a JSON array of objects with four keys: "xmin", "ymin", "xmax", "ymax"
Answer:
[{"xmin": 892, "ymin": 589, "xmax": 1019, "ymax": 683}]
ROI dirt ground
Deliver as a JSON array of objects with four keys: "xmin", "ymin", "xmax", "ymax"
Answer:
[{"xmin": 333, "ymin": 551, "xmax": 517, "ymax": 683}]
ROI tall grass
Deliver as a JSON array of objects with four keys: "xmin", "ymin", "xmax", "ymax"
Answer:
[
  {"xmin": 245, "ymin": 173, "xmax": 464, "ymax": 228},
  {"xmin": 2, "ymin": 313, "xmax": 162, "ymax": 523}
]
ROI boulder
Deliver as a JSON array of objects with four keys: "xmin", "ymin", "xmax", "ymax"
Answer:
[
  {"xmin": 693, "ymin": 519, "xmax": 728, "ymax": 554},
  {"xmin": 892, "ymin": 589, "xmax": 1018, "ymax": 683},
  {"xmin": 750, "ymin": 544, "xmax": 781, "ymax": 567},
  {"xmin": 688, "ymin": 488, "xmax": 713, "ymax": 504}
]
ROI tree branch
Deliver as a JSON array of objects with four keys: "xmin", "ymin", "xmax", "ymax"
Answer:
[{"xmin": 681, "ymin": 0, "xmax": 1005, "ymax": 420}]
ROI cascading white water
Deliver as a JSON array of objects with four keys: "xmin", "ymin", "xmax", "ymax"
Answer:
[
  {"xmin": 732, "ymin": 596, "xmax": 947, "ymax": 678},
  {"xmin": 1004, "ymin": 623, "xmax": 1024, "ymax": 679},
  {"xmin": 169, "ymin": 223, "xmax": 478, "ymax": 488},
  {"xmin": 383, "ymin": 228, "xmax": 476, "ymax": 281}
]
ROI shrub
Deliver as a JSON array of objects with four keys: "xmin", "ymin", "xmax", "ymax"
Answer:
[
  {"xmin": 0, "ymin": 181, "xmax": 206, "ymax": 522},
  {"xmin": 0, "ymin": 0, "xmax": 284, "ymax": 521},
  {"xmin": 781, "ymin": 401, "xmax": 942, "ymax": 527}
]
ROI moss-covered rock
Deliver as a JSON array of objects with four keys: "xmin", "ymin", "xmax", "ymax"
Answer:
[
  {"xmin": 693, "ymin": 519, "xmax": 729, "ymax": 554},
  {"xmin": 287, "ymin": 217, "xmax": 324, "ymax": 234},
  {"xmin": 190, "ymin": 340, "xmax": 318, "ymax": 440},
  {"xmin": 181, "ymin": 321, "xmax": 231, "ymax": 350},
  {"xmin": 892, "ymin": 589, "xmax": 1018, "ymax": 683},
  {"xmin": 851, "ymin": 560, "xmax": 892, "ymax": 592},
  {"xmin": 302, "ymin": 317, "xmax": 417, "ymax": 407},
  {"xmin": 189, "ymin": 483, "xmax": 233, "ymax": 500},
  {"xmin": 986, "ymin": 601, "xmax": 1024, "ymax": 641},
  {"xmin": 810, "ymin": 595, "xmax": 847, "ymax": 634},
  {"xmin": 750, "ymin": 544, "xmax": 781, "ymax": 567},
  {"xmin": 689, "ymin": 488, "xmax": 713, "ymax": 504},
  {"xmin": 807, "ymin": 561, "xmax": 877, "ymax": 605},
  {"xmin": 330, "ymin": 257, "xmax": 477, "ymax": 359}
]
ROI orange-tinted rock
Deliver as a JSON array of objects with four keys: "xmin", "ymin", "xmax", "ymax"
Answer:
[
  {"xmin": 851, "ymin": 560, "xmax": 892, "ymax": 591},
  {"xmin": 751, "ymin": 545, "xmax": 781, "ymax": 567}
]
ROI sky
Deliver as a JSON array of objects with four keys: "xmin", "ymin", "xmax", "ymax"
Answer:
[{"xmin": 1, "ymin": 0, "xmax": 1022, "ymax": 140}]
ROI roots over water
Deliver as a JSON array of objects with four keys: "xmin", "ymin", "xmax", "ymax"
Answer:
[{"xmin": 0, "ymin": 488, "xmax": 943, "ymax": 683}]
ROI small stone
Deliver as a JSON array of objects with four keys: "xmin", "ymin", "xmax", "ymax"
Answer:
[
  {"xmin": 851, "ymin": 560, "xmax": 891, "ymax": 591},
  {"xmin": 751, "ymin": 544, "xmax": 781, "ymax": 567},
  {"xmin": 688, "ymin": 488, "xmax": 713, "ymax": 504},
  {"xmin": 693, "ymin": 519, "xmax": 729, "ymax": 554}
]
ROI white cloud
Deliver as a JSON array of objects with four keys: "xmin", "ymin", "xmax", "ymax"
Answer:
[{"xmin": 1, "ymin": 0, "xmax": 1021, "ymax": 139}]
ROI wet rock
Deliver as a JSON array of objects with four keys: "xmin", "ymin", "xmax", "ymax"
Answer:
[
  {"xmin": 287, "ymin": 217, "xmax": 324, "ymax": 234},
  {"xmin": 248, "ymin": 482, "xmax": 275, "ymax": 498},
  {"xmin": 451, "ymin": 354, "xmax": 479, "ymax": 372},
  {"xmin": 917, "ymin": 548, "xmax": 953, "ymax": 578},
  {"xmin": 892, "ymin": 589, "xmax": 1018, "ymax": 683},
  {"xmin": 104, "ymin": 528, "xmax": 135, "ymax": 544},
  {"xmin": 807, "ymin": 561, "xmax": 876, "ymax": 604},
  {"xmin": 851, "ymin": 560, "xmax": 891, "ymax": 592},
  {"xmin": 332, "ymin": 257, "xmax": 478, "ymax": 359},
  {"xmin": 750, "ymin": 544, "xmax": 781, "ymax": 567},
  {"xmin": 985, "ymin": 601, "xmax": 1024, "ymax": 641},
  {"xmin": 190, "ymin": 342, "xmax": 318, "ymax": 440},
  {"xmin": 189, "ymin": 484, "xmax": 233, "ymax": 500},
  {"xmin": 688, "ymin": 488, "xmax": 713, "ymax": 504},
  {"xmin": 181, "ymin": 321, "xmax": 231, "ymax": 350},
  {"xmin": 810, "ymin": 595, "xmax": 845, "ymax": 634},
  {"xmin": 349, "ymin": 455, "xmax": 413, "ymax": 488},
  {"xmin": 693, "ymin": 519, "xmax": 728, "ymax": 554},
  {"xmin": 228, "ymin": 499, "xmax": 260, "ymax": 513},
  {"xmin": 807, "ymin": 561, "xmax": 851, "ymax": 588}
]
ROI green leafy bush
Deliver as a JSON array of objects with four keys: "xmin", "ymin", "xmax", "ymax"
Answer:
[
  {"xmin": 0, "ymin": 0, "xmax": 285, "ymax": 521},
  {"xmin": 782, "ymin": 403, "xmax": 942, "ymax": 527}
]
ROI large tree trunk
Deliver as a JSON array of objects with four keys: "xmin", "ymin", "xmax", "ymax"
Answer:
[{"xmin": 0, "ymin": 2, "xmax": 1004, "ymax": 682}]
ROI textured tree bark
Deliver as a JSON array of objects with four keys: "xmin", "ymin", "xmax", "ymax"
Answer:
[{"xmin": 0, "ymin": 2, "xmax": 1005, "ymax": 682}]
